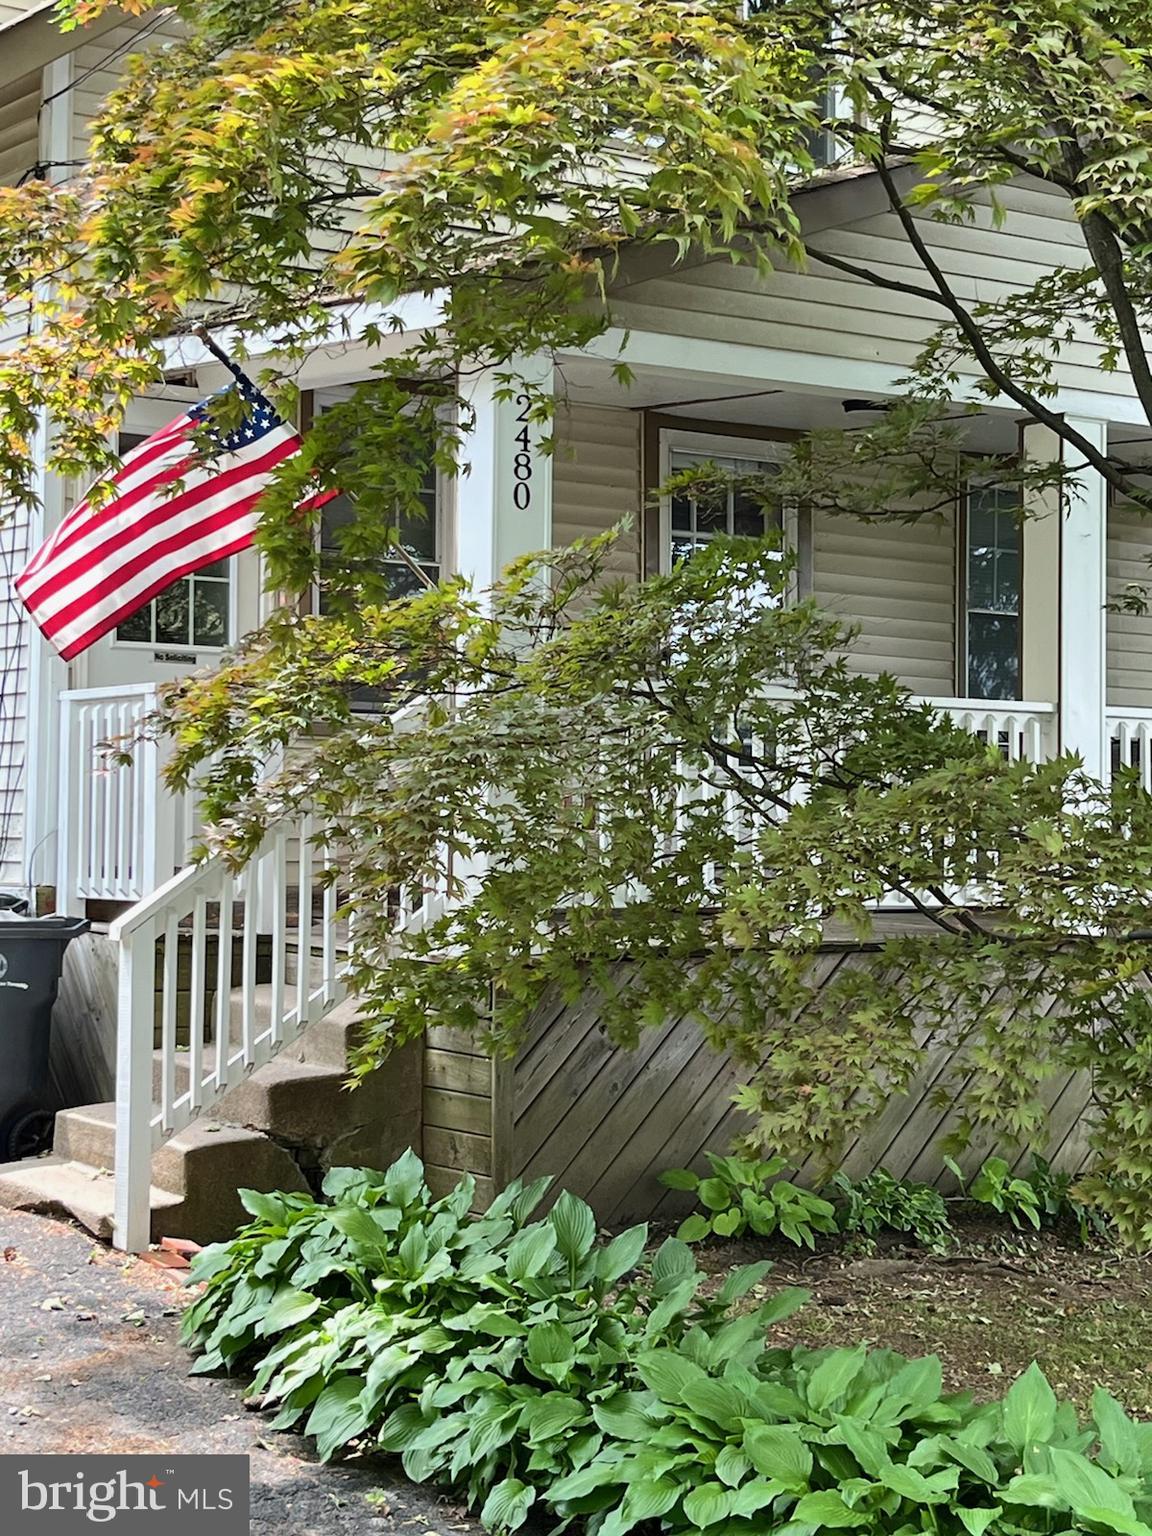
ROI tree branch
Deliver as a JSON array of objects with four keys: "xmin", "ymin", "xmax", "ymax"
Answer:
[{"xmin": 869, "ymin": 155, "xmax": 1152, "ymax": 510}]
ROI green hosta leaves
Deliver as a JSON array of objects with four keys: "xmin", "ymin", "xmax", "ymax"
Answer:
[
  {"xmin": 384, "ymin": 1148, "xmax": 427, "ymax": 1209},
  {"xmin": 183, "ymin": 1156, "xmax": 1152, "ymax": 1536},
  {"xmin": 238, "ymin": 1189, "xmax": 295, "ymax": 1226},
  {"xmin": 526, "ymin": 1322, "xmax": 576, "ymax": 1385},
  {"xmin": 744, "ymin": 1423, "xmax": 813, "ymax": 1489},
  {"xmin": 1048, "ymin": 1447, "xmax": 1146, "ymax": 1529},
  {"xmin": 659, "ymin": 1168, "xmax": 700, "ymax": 1192},
  {"xmin": 714, "ymin": 1445, "xmax": 752, "ymax": 1487},
  {"xmin": 681, "ymin": 1481, "xmax": 733, "ymax": 1528},
  {"xmin": 675, "ymin": 1213, "xmax": 712, "ymax": 1243},
  {"xmin": 256, "ymin": 1286, "xmax": 322, "ymax": 1337},
  {"xmin": 666, "ymin": 1155, "xmax": 838, "ymax": 1249},
  {"xmin": 1001, "ymin": 1362, "xmax": 1058, "ymax": 1451},
  {"xmin": 716, "ymin": 1260, "xmax": 774, "ymax": 1307},
  {"xmin": 305, "ymin": 1377, "xmax": 371, "ymax": 1461},
  {"xmin": 519, "ymin": 1393, "xmax": 587, "ymax": 1444},
  {"xmin": 957, "ymin": 1508, "xmax": 1003, "ymax": 1536},
  {"xmin": 1094, "ymin": 1387, "xmax": 1145, "ymax": 1479},
  {"xmin": 593, "ymin": 1391, "xmax": 663, "ymax": 1439},
  {"xmin": 549, "ymin": 1192, "xmax": 598, "ymax": 1277},
  {"xmin": 805, "ymin": 1344, "xmax": 868, "ymax": 1414},
  {"xmin": 635, "ymin": 1350, "xmax": 711, "ymax": 1403},
  {"xmin": 792, "ymin": 1489, "xmax": 870, "ymax": 1527},
  {"xmin": 594, "ymin": 1224, "xmax": 648, "ymax": 1284},
  {"xmin": 479, "ymin": 1478, "xmax": 535, "ymax": 1533},
  {"xmin": 650, "ymin": 1238, "xmax": 696, "ymax": 1296},
  {"xmin": 503, "ymin": 1222, "xmax": 557, "ymax": 1281}
]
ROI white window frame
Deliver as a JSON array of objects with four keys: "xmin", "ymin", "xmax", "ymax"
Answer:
[
  {"xmin": 110, "ymin": 393, "xmax": 239, "ymax": 655},
  {"xmin": 960, "ymin": 476, "xmax": 1023, "ymax": 703},
  {"xmin": 311, "ymin": 385, "xmax": 451, "ymax": 612},
  {"xmin": 658, "ymin": 429, "xmax": 800, "ymax": 597}
]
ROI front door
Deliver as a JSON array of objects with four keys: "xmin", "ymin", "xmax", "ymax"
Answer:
[
  {"xmin": 68, "ymin": 394, "xmax": 264, "ymax": 696},
  {"xmin": 60, "ymin": 393, "xmax": 264, "ymax": 897}
]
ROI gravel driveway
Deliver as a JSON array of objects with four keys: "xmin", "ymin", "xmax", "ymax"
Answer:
[{"xmin": 0, "ymin": 1208, "xmax": 481, "ymax": 1536}]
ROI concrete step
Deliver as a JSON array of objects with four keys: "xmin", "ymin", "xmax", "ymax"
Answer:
[
  {"xmin": 26, "ymin": 1109, "xmax": 314, "ymax": 1243},
  {"xmin": 50, "ymin": 1101, "xmax": 312, "ymax": 1199},
  {"xmin": 0, "ymin": 1157, "xmax": 183, "ymax": 1244},
  {"xmin": 0, "ymin": 989, "xmax": 422, "ymax": 1248},
  {"xmin": 154, "ymin": 987, "xmax": 364, "ymax": 1094}
]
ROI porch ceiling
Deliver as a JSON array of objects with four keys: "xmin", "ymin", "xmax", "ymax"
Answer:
[
  {"xmin": 557, "ymin": 354, "xmax": 1152, "ymax": 459},
  {"xmin": 554, "ymin": 355, "xmax": 1023, "ymax": 452}
]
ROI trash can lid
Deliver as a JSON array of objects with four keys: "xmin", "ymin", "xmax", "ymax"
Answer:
[{"xmin": 0, "ymin": 914, "xmax": 90, "ymax": 939}]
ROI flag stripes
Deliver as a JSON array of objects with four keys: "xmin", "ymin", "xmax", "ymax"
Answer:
[{"xmin": 17, "ymin": 376, "xmax": 323, "ymax": 660}]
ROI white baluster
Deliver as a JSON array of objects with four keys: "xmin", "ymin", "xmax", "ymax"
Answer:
[
  {"xmin": 269, "ymin": 828, "xmax": 287, "ymax": 1048},
  {"xmin": 240, "ymin": 866, "xmax": 257, "ymax": 1066},
  {"xmin": 160, "ymin": 910, "xmax": 178, "ymax": 1133},
  {"xmin": 188, "ymin": 892, "xmax": 207, "ymax": 1114},
  {"xmin": 214, "ymin": 883, "xmax": 233, "ymax": 1090},
  {"xmin": 296, "ymin": 814, "xmax": 314, "ymax": 1030}
]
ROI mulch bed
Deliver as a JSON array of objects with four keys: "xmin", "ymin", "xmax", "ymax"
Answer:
[{"xmin": 690, "ymin": 1220, "xmax": 1152, "ymax": 1413}]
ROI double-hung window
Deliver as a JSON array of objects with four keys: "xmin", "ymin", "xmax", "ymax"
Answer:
[
  {"xmin": 660, "ymin": 432, "xmax": 794, "ymax": 575},
  {"xmin": 962, "ymin": 482, "xmax": 1022, "ymax": 701},
  {"xmin": 312, "ymin": 394, "xmax": 443, "ymax": 610}
]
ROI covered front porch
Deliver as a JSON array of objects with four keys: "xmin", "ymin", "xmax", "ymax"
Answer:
[
  {"xmin": 21, "ymin": 307, "xmax": 1150, "ymax": 1251},
  {"xmin": 48, "ymin": 330, "xmax": 1152, "ymax": 917}
]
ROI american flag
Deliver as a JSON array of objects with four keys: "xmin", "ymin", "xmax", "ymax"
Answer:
[{"xmin": 17, "ymin": 374, "xmax": 328, "ymax": 661}]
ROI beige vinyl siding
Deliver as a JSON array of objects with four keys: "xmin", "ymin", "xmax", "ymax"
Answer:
[
  {"xmin": 0, "ymin": 502, "xmax": 30, "ymax": 890},
  {"xmin": 608, "ymin": 179, "xmax": 1128, "ymax": 403},
  {"xmin": 70, "ymin": 16, "xmax": 185, "ymax": 163},
  {"xmin": 812, "ymin": 508, "xmax": 956, "ymax": 696},
  {"xmin": 0, "ymin": 65, "xmax": 39, "ymax": 187},
  {"xmin": 551, "ymin": 404, "xmax": 641, "ymax": 584},
  {"xmin": 1107, "ymin": 502, "xmax": 1152, "ymax": 710}
]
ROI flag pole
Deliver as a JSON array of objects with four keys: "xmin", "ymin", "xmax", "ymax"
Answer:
[{"xmin": 193, "ymin": 324, "xmax": 247, "ymax": 381}]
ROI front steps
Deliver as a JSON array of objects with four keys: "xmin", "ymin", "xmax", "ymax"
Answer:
[{"xmin": 0, "ymin": 996, "xmax": 422, "ymax": 1245}]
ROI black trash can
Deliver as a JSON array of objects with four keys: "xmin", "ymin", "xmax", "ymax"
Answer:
[{"xmin": 0, "ymin": 903, "xmax": 89, "ymax": 1161}]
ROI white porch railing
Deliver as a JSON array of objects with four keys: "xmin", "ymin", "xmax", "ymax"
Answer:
[
  {"xmin": 1107, "ymin": 707, "xmax": 1152, "ymax": 789},
  {"xmin": 927, "ymin": 698, "xmax": 1058, "ymax": 763},
  {"xmin": 58, "ymin": 685, "xmax": 184, "ymax": 909},
  {"xmin": 109, "ymin": 808, "xmax": 452, "ymax": 1252}
]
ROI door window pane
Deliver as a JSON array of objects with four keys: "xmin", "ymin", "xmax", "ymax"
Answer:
[
  {"xmin": 965, "ymin": 484, "xmax": 1021, "ymax": 700},
  {"xmin": 112, "ymin": 434, "xmax": 232, "ymax": 649}
]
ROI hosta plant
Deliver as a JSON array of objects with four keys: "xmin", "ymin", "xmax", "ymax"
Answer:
[
  {"xmin": 184, "ymin": 1153, "xmax": 1152, "ymax": 1536},
  {"xmin": 183, "ymin": 1149, "xmax": 807, "ymax": 1506},
  {"xmin": 660, "ymin": 1153, "xmax": 838, "ymax": 1248},
  {"xmin": 828, "ymin": 1168, "xmax": 954, "ymax": 1253}
]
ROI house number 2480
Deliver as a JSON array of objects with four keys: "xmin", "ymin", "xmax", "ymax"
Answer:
[{"xmin": 512, "ymin": 394, "xmax": 533, "ymax": 511}]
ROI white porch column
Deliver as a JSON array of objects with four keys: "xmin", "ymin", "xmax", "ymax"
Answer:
[
  {"xmin": 23, "ymin": 57, "xmax": 74, "ymax": 908},
  {"xmin": 455, "ymin": 355, "xmax": 554, "ymax": 592},
  {"xmin": 1020, "ymin": 418, "xmax": 1108, "ymax": 778}
]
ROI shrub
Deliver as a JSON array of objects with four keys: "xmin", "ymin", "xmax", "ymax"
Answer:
[
  {"xmin": 827, "ymin": 1168, "xmax": 954, "ymax": 1251},
  {"xmin": 183, "ymin": 1150, "xmax": 807, "ymax": 1502},
  {"xmin": 659, "ymin": 1153, "xmax": 838, "ymax": 1247},
  {"xmin": 184, "ymin": 1154, "xmax": 1152, "ymax": 1536}
]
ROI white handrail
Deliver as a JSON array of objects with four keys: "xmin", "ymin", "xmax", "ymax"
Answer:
[{"xmin": 111, "ymin": 803, "xmax": 454, "ymax": 1251}]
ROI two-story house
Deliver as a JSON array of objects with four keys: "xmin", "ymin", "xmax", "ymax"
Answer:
[{"xmin": 0, "ymin": 3, "xmax": 1150, "ymax": 1248}]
